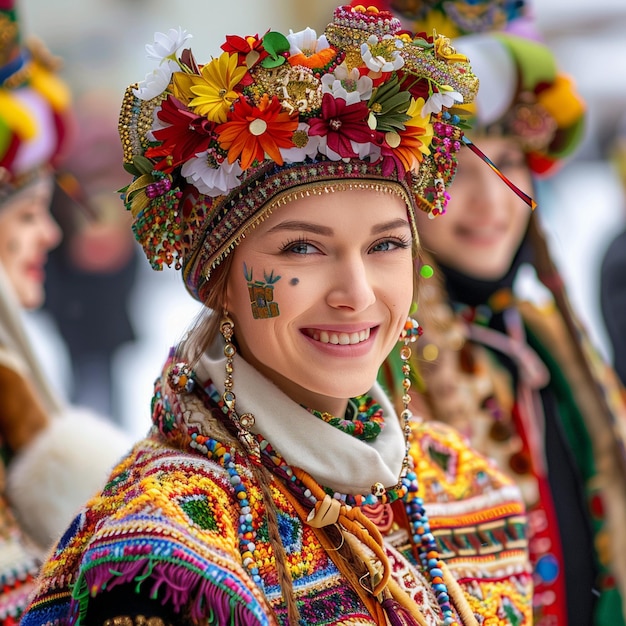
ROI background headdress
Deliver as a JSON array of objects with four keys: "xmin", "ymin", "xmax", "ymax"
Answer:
[
  {"xmin": 0, "ymin": 0, "xmax": 73, "ymax": 199},
  {"xmin": 118, "ymin": 4, "xmax": 479, "ymax": 301},
  {"xmin": 374, "ymin": 0, "xmax": 586, "ymax": 177}
]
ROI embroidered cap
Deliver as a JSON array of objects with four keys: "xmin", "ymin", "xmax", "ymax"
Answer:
[
  {"xmin": 118, "ymin": 4, "xmax": 479, "ymax": 301},
  {"xmin": 0, "ymin": 0, "xmax": 73, "ymax": 199}
]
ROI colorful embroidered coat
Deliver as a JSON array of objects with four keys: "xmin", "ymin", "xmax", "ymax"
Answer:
[
  {"xmin": 22, "ymin": 343, "xmax": 532, "ymax": 626},
  {"xmin": 410, "ymin": 251, "xmax": 626, "ymax": 626}
]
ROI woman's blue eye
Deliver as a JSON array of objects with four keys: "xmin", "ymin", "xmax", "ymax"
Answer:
[
  {"xmin": 370, "ymin": 239, "xmax": 409, "ymax": 253},
  {"xmin": 288, "ymin": 242, "xmax": 316, "ymax": 254},
  {"xmin": 372, "ymin": 241, "xmax": 393, "ymax": 252}
]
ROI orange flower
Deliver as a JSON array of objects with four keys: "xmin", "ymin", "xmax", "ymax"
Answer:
[
  {"xmin": 217, "ymin": 94, "xmax": 298, "ymax": 170},
  {"xmin": 288, "ymin": 47, "xmax": 337, "ymax": 70}
]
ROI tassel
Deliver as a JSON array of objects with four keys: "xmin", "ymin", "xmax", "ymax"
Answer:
[
  {"xmin": 381, "ymin": 598, "xmax": 422, "ymax": 626},
  {"xmin": 462, "ymin": 136, "xmax": 538, "ymax": 210}
]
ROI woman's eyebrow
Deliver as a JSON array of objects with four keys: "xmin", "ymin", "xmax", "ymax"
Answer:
[
  {"xmin": 266, "ymin": 221, "xmax": 333, "ymax": 236},
  {"xmin": 372, "ymin": 218, "xmax": 410, "ymax": 235},
  {"xmin": 266, "ymin": 218, "xmax": 410, "ymax": 237}
]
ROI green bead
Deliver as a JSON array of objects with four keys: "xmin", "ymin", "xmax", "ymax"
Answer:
[{"xmin": 420, "ymin": 264, "xmax": 434, "ymax": 279}]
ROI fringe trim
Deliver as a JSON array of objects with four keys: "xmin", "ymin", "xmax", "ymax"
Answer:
[{"xmin": 70, "ymin": 557, "xmax": 270, "ymax": 626}]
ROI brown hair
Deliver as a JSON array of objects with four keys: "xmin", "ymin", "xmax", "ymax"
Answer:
[{"xmin": 176, "ymin": 254, "xmax": 234, "ymax": 367}]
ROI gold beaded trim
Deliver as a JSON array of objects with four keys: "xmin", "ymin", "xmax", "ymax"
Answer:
[{"xmin": 119, "ymin": 85, "xmax": 166, "ymax": 164}]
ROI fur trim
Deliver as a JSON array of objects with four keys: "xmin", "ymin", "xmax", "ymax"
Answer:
[
  {"xmin": 0, "ymin": 359, "xmax": 49, "ymax": 453},
  {"xmin": 6, "ymin": 407, "xmax": 132, "ymax": 550}
]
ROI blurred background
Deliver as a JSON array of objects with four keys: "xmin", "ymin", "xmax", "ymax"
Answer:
[{"xmin": 17, "ymin": 0, "xmax": 626, "ymax": 438}]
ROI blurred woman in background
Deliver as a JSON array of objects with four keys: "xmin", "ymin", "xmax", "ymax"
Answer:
[
  {"xmin": 0, "ymin": 2, "xmax": 130, "ymax": 620},
  {"xmin": 380, "ymin": 1, "xmax": 626, "ymax": 623}
]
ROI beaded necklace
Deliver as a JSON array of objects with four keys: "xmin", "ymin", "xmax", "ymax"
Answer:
[
  {"xmin": 170, "ymin": 362, "xmax": 467, "ymax": 626},
  {"xmin": 252, "ymin": 429, "xmax": 463, "ymax": 626},
  {"xmin": 305, "ymin": 394, "xmax": 385, "ymax": 442},
  {"xmin": 169, "ymin": 356, "xmax": 468, "ymax": 626}
]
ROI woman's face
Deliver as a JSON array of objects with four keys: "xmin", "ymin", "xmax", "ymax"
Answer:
[
  {"xmin": 414, "ymin": 135, "xmax": 533, "ymax": 280},
  {"xmin": 226, "ymin": 187, "xmax": 414, "ymax": 415},
  {"xmin": 0, "ymin": 176, "xmax": 61, "ymax": 309}
]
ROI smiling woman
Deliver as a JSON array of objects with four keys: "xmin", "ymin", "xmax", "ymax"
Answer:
[
  {"xmin": 22, "ymin": 5, "xmax": 533, "ymax": 626},
  {"xmin": 388, "ymin": 2, "xmax": 626, "ymax": 624},
  {"xmin": 0, "ymin": 177, "xmax": 61, "ymax": 309}
]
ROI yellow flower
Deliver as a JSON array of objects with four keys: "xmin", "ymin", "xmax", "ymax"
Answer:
[
  {"xmin": 434, "ymin": 35, "xmax": 468, "ymax": 64},
  {"xmin": 395, "ymin": 97, "xmax": 433, "ymax": 173},
  {"xmin": 537, "ymin": 74, "xmax": 585, "ymax": 128},
  {"xmin": 416, "ymin": 13, "xmax": 460, "ymax": 40},
  {"xmin": 187, "ymin": 52, "xmax": 247, "ymax": 123}
]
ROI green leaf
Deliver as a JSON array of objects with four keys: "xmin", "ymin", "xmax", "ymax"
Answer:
[
  {"xmin": 380, "ymin": 91, "xmax": 411, "ymax": 114},
  {"xmin": 132, "ymin": 155, "xmax": 155, "ymax": 176},
  {"xmin": 261, "ymin": 31, "xmax": 289, "ymax": 68},
  {"xmin": 375, "ymin": 113, "xmax": 411, "ymax": 133},
  {"xmin": 123, "ymin": 162, "xmax": 140, "ymax": 177}
]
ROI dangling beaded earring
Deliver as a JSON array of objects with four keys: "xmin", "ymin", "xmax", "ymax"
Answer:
[
  {"xmin": 370, "ymin": 316, "xmax": 423, "ymax": 499},
  {"xmin": 398, "ymin": 316, "xmax": 422, "ymax": 462},
  {"xmin": 220, "ymin": 312, "xmax": 261, "ymax": 463}
]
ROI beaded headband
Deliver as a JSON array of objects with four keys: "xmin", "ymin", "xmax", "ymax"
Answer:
[
  {"xmin": 0, "ymin": 1, "xmax": 73, "ymax": 200},
  {"xmin": 376, "ymin": 0, "xmax": 586, "ymax": 177},
  {"xmin": 118, "ymin": 4, "xmax": 479, "ymax": 301}
]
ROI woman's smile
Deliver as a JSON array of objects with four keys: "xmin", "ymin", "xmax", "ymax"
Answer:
[{"xmin": 303, "ymin": 326, "xmax": 372, "ymax": 345}]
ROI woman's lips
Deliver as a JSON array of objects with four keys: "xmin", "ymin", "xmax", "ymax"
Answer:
[
  {"xmin": 24, "ymin": 262, "xmax": 45, "ymax": 282},
  {"xmin": 301, "ymin": 326, "xmax": 379, "ymax": 357},
  {"xmin": 455, "ymin": 223, "xmax": 506, "ymax": 245},
  {"xmin": 303, "ymin": 327, "xmax": 371, "ymax": 345}
]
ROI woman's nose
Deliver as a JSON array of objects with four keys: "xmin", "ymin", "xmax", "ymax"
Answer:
[
  {"xmin": 325, "ymin": 254, "xmax": 377, "ymax": 312},
  {"xmin": 41, "ymin": 213, "xmax": 62, "ymax": 250}
]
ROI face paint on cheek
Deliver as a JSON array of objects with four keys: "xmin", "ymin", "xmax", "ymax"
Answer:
[
  {"xmin": 242, "ymin": 261, "xmax": 282, "ymax": 319},
  {"xmin": 289, "ymin": 277, "xmax": 299, "ymax": 286}
]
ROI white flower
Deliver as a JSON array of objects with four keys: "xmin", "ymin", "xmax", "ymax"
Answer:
[
  {"xmin": 316, "ymin": 136, "xmax": 343, "ymax": 162},
  {"xmin": 316, "ymin": 137, "xmax": 377, "ymax": 163},
  {"xmin": 133, "ymin": 60, "xmax": 178, "ymax": 101},
  {"xmin": 361, "ymin": 35, "xmax": 404, "ymax": 73},
  {"xmin": 321, "ymin": 63, "xmax": 373, "ymax": 105},
  {"xmin": 421, "ymin": 89, "xmax": 463, "ymax": 116},
  {"xmin": 287, "ymin": 27, "xmax": 330, "ymax": 56},
  {"xmin": 280, "ymin": 123, "xmax": 321, "ymax": 163},
  {"xmin": 181, "ymin": 153, "xmax": 243, "ymax": 197},
  {"xmin": 145, "ymin": 28, "xmax": 192, "ymax": 65},
  {"xmin": 351, "ymin": 140, "xmax": 379, "ymax": 162}
]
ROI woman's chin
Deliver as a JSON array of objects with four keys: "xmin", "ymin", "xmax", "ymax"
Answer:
[{"xmin": 16, "ymin": 285, "xmax": 45, "ymax": 310}]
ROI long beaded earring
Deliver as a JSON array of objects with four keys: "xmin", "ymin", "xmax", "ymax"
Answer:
[
  {"xmin": 220, "ymin": 312, "xmax": 261, "ymax": 463},
  {"xmin": 398, "ymin": 316, "xmax": 422, "ymax": 466}
]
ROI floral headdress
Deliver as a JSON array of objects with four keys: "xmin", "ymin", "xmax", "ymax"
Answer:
[
  {"xmin": 376, "ymin": 0, "xmax": 586, "ymax": 177},
  {"xmin": 0, "ymin": 0, "xmax": 73, "ymax": 199},
  {"xmin": 453, "ymin": 33, "xmax": 585, "ymax": 176},
  {"xmin": 118, "ymin": 4, "xmax": 478, "ymax": 301}
]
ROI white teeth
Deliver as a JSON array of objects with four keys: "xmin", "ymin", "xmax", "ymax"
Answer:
[{"xmin": 312, "ymin": 328, "xmax": 370, "ymax": 345}]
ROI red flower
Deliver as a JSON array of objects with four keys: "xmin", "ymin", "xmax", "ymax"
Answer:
[
  {"xmin": 399, "ymin": 73, "xmax": 430, "ymax": 101},
  {"xmin": 373, "ymin": 132, "xmax": 404, "ymax": 177},
  {"xmin": 217, "ymin": 95, "xmax": 298, "ymax": 171},
  {"xmin": 145, "ymin": 96, "xmax": 216, "ymax": 172},
  {"xmin": 308, "ymin": 93, "xmax": 374, "ymax": 159}
]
